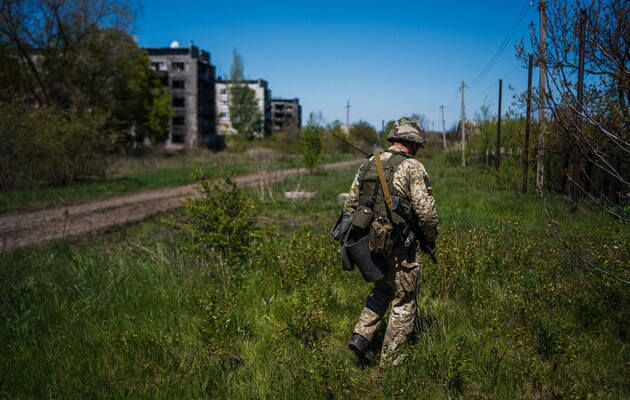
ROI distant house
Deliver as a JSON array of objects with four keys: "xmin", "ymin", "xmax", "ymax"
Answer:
[
  {"xmin": 216, "ymin": 78, "xmax": 272, "ymax": 137},
  {"xmin": 270, "ymin": 98, "xmax": 301, "ymax": 131},
  {"xmin": 146, "ymin": 43, "xmax": 217, "ymax": 150}
]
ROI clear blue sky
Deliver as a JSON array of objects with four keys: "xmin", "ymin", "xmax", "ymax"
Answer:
[{"xmin": 134, "ymin": 0, "xmax": 540, "ymax": 132}]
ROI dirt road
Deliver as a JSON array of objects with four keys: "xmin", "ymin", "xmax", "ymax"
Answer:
[{"xmin": 0, "ymin": 160, "xmax": 361, "ymax": 251}]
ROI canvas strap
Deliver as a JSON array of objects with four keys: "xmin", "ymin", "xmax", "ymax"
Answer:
[{"xmin": 374, "ymin": 152, "xmax": 393, "ymax": 212}]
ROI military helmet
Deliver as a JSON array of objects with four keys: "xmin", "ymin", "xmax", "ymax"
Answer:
[{"xmin": 386, "ymin": 118, "xmax": 426, "ymax": 145}]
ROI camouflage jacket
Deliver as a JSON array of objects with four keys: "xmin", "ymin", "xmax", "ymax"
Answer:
[{"xmin": 343, "ymin": 146, "xmax": 438, "ymax": 242}]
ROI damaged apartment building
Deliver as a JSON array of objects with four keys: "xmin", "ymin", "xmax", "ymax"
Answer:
[
  {"xmin": 270, "ymin": 98, "xmax": 301, "ymax": 131},
  {"xmin": 215, "ymin": 78, "xmax": 272, "ymax": 137},
  {"xmin": 146, "ymin": 43, "xmax": 217, "ymax": 150},
  {"xmin": 147, "ymin": 42, "xmax": 302, "ymax": 148}
]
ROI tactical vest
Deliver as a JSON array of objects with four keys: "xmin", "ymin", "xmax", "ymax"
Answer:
[{"xmin": 358, "ymin": 151, "xmax": 413, "ymax": 229}]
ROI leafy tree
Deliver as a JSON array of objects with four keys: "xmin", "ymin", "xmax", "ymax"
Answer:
[
  {"xmin": 301, "ymin": 118, "xmax": 323, "ymax": 171},
  {"xmin": 0, "ymin": 0, "xmax": 171, "ymax": 188},
  {"xmin": 228, "ymin": 49, "xmax": 262, "ymax": 140},
  {"xmin": 0, "ymin": 0, "xmax": 138, "ymax": 108},
  {"xmin": 349, "ymin": 120, "xmax": 378, "ymax": 154}
]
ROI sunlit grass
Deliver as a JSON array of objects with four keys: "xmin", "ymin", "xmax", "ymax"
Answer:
[{"xmin": 1, "ymin": 158, "xmax": 628, "ymax": 398}]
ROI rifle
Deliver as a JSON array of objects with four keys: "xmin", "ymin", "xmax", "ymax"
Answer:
[
  {"xmin": 332, "ymin": 133, "xmax": 371, "ymax": 158},
  {"xmin": 398, "ymin": 206, "xmax": 438, "ymax": 265}
]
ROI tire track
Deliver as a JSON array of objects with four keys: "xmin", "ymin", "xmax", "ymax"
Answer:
[{"xmin": 0, "ymin": 160, "xmax": 361, "ymax": 251}]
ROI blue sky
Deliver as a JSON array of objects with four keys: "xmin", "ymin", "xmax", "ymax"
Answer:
[{"xmin": 134, "ymin": 0, "xmax": 540, "ymax": 132}]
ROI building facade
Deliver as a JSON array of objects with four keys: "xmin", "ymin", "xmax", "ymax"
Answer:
[
  {"xmin": 146, "ymin": 44, "xmax": 216, "ymax": 150},
  {"xmin": 270, "ymin": 98, "xmax": 301, "ymax": 131},
  {"xmin": 216, "ymin": 79, "xmax": 272, "ymax": 137}
]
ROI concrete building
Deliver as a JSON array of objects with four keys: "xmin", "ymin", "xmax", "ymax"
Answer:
[
  {"xmin": 270, "ymin": 98, "xmax": 301, "ymax": 131},
  {"xmin": 146, "ymin": 44, "xmax": 217, "ymax": 150},
  {"xmin": 216, "ymin": 79, "xmax": 272, "ymax": 137}
]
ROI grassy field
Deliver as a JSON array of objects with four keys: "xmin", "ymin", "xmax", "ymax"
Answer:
[
  {"xmin": 1, "ymin": 156, "xmax": 628, "ymax": 399},
  {"xmin": 0, "ymin": 148, "xmax": 354, "ymax": 213}
]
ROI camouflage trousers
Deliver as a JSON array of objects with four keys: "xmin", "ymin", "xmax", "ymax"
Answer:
[{"xmin": 353, "ymin": 245, "xmax": 421, "ymax": 367}]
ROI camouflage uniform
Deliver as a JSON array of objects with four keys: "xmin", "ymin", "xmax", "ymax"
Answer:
[{"xmin": 344, "ymin": 123, "xmax": 438, "ymax": 367}]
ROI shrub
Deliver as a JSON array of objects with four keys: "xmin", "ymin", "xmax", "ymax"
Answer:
[
  {"xmin": 0, "ymin": 102, "xmax": 113, "ymax": 190},
  {"xmin": 301, "ymin": 124, "xmax": 323, "ymax": 171},
  {"xmin": 172, "ymin": 168, "xmax": 257, "ymax": 267}
]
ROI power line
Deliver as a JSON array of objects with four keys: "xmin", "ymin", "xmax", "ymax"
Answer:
[{"xmin": 468, "ymin": 0, "xmax": 532, "ymax": 89}]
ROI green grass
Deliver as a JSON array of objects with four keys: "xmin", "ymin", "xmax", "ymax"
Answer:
[
  {"xmin": 1, "ymin": 159, "xmax": 628, "ymax": 399},
  {"xmin": 0, "ymin": 149, "xmax": 355, "ymax": 213}
]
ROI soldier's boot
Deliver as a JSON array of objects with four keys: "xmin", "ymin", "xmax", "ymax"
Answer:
[{"xmin": 348, "ymin": 333, "xmax": 375, "ymax": 362}]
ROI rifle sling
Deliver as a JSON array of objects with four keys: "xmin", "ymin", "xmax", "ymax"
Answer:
[{"xmin": 374, "ymin": 152, "xmax": 393, "ymax": 213}]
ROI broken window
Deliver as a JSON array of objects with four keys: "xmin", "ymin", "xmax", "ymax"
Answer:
[
  {"xmin": 151, "ymin": 62, "xmax": 166, "ymax": 71},
  {"xmin": 172, "ymin": 97, "xmax": 185, "ymax": 107},
  {"xmin": 172, "ymin": 62, "xmax": 185, "ymax": 71}
]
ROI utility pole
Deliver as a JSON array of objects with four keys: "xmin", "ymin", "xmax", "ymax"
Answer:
[
  {"xmin": 571, "ymin": 9, "xmax": 587, "ymax": 211},
  {"xmin": 523, "ymin": 55, "xmax": 534, "ymax": 193},
  {"xmin": 536, "ymin": 0, "xmax": 547, "ymax": 192},
  {"xmin": 346, "ymin": 99, "xmax": 350, "ymax": 129},
  {"xmin": 461, "ymin": 81, "xmax": 466, "ymax": 167},
  {"xmin": 440, "ymin": 105, "xmax": 446, "ymax": 149},
  {"xmin": 496, "ymin": 79, "xmax": 503, "ymax": 169}
]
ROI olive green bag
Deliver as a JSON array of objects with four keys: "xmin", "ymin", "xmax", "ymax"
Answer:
[{"xmin": 351, "ymin": 204, "xmax": 374, "ymax": 231}]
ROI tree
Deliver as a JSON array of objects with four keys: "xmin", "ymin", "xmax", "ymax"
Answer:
[
  {"xmin": 349, "ymin": 120, "xmax": 378, "ymax": 153},
  {"xmin": 301, "ymin": 116, "xmax": 323, "ymax": 171},
  {"xmin": 519, "ymin": 0, "xmax": 629, "ymax": 212},
  {"xmin": 228, "ymin": 49, "xmax": 262, "ymax": 140},
  {"xmin": 0, "ymin": 0, "xmax": 138, "ymax": 107},
  {"xmin": 0, "ymin": 0, "xmax": 171, "ymax": 188},
  {"xmin": 517, "ymin": 0, "xmax": 629, "ymax": 285}
]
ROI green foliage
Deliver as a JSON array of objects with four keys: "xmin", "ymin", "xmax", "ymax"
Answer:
[
  {"xmin": 1, "ymin": 159, "xmax": 628, "ymax": 399},
  {"xmin": 228, "ymin": 49, "xmax": 263, "ymax": 140},
  {"xmin": 172, "ymin": 168, "xmax": 258, "ymax": 266},
  {"xmin": 300, "ymin": 123, "xmax": 323, "ymax": 171},
  {"xmin": 0, "ymin": 3, "xmax": 173, "ymax": 187},
  {"xmin": 229, "ymin": 84, "xmax": 263, "ymax": 140},
  {"xmin": 349, "ymin": 120, "xmax": 378, "ymax": 151},
  {"xmin": 0, "ymin": 101, "xmax": 113, "ymax": 190}
]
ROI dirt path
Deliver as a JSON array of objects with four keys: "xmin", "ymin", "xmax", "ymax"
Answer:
[{"xmin": 0, "ymin": 160, "xmax": 361, "ymax": 251}]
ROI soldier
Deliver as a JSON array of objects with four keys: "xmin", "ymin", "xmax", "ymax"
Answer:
[{"xmin": 343, "ymin": 117, "xmax": 438, "ymax": 368}]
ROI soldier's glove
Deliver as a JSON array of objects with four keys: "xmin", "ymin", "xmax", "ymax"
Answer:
[{"xmin": 419, "ymin": 240, "xmax": 436, "ymax": 254}]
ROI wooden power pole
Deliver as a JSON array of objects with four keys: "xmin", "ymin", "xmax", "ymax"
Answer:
[
  {"xmin": 496, "ymin": 79, "xmax": 503, "ymax": 169},
  {"xmin": 536, "ymin": 0, "xmax": 547, "ymax": 192},
  {"xmin": 440, "ymin": 105, "xmax": 446, "ymax": 149},
  {"xmin": 461, "ymin": 81, "xmax": 466, "ymax": 167},
  {"xmin": 523, "ymin": 55, "xmax": 534, "ymax": 193}
]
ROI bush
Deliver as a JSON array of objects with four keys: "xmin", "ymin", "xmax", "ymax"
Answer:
[
  {"xmin": 172, "ymin": 168, "xmax": 258, "ymax": 267},
  {"xmin": 0, "ymin": 102, "xmax": 113, "ymax": 190},
  {"xmin": 301, "ymin": 124, "xmax": 323, "ymax": 171}
]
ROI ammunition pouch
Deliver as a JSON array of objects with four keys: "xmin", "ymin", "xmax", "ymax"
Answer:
[
  {"xmin": 342, "ymin": 235, "xmax": 389, "ymax": 281},
  {"xmin": 368, "ymin": 217, "xmax": 395, "ymax": 254}
]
